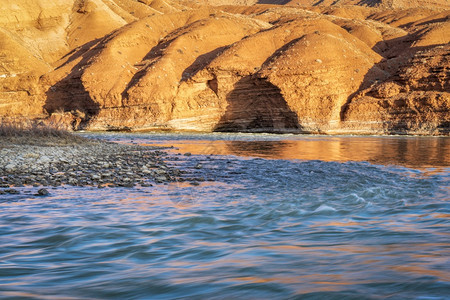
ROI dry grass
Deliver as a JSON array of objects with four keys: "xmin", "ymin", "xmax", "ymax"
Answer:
[{"xmin": 0, "ymin": 120, "xmax": 89, "ymax": 147}]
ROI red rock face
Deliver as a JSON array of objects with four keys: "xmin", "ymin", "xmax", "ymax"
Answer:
[{"xmin": 0, "ymin": 0, "xmax": 449, "ymax": 135}]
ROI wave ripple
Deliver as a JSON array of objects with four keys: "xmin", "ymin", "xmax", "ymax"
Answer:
[{"xmin": 1, "ymin": 136, "xmax": 449, "ymax": 299}]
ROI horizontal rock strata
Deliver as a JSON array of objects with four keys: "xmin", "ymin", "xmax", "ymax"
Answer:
[{"xmin": 0, "ymin": 0, "xmax": 449, "ymax": 135}]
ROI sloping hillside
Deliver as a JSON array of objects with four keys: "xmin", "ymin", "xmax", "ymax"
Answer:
[{"xmin": 1, "ymin": 0, "xmax": 448, "ymax": 134}]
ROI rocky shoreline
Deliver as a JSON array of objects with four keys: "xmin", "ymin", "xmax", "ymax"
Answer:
[{"xmin": 0, "ymin": 139, "xmax": 188, "ymax": 195}]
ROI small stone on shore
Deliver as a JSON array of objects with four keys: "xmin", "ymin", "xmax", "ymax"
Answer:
[
  {"xmin": 36, "ymin": 188, "xmax": 49, "ymax": 196},
  {"xmin": 4, "ymin": 188, "xmax": 20, "ymax": 194}
]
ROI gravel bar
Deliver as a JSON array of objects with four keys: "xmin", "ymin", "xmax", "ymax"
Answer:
[{"xmin": 0, "ymin": 141, "xmax": 183, "ymax": 192}]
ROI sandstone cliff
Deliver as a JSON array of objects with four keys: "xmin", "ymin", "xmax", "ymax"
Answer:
[{"xmin": 1, "ymin": 0, "xmax": 449, "ymax": 135}]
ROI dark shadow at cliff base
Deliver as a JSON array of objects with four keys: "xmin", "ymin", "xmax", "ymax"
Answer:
[
  {"xmin": 44, "ymin": 46, "xmax": 103, "ymax": 130},
  {"xmin": 214, "ymin": 76, "xmax": 301, "ymax": 133},
  {"xmin": 44, "ymin": 80, "xmax": 99, "ymax": 131}
]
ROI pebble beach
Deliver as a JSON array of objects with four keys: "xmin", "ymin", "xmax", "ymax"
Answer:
[{"xmin": 0, "ymin": 139, "xmax": 182, "ymax": 194}]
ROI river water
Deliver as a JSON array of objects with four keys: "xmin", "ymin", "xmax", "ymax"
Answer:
[{"xmin": 1, "ymin": 133, "xmax": 449, "ymax": 299}]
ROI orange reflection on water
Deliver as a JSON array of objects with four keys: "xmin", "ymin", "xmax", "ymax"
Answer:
[
  {"xmin": 0, "ymin": 292, "xmax": 79, "ymax": 300},
  {"xmin": 261, "ymin": 244, "xmax": 377, "ymax": 256},
  {"xmin": 388, "ymin": 264, "xmax": 450, "ymax": 282},
  {"xmin": 219, "ymin": 273, "xmax": 347, "ymax": 286},
  {"xmin": 141, "ymin": 136, "xmax": 449, "ymax": 170},
  {"xmin": 317, "ymin": 221, "xmax": 361, "ymax": 227},
  {"xmin": 220, "ymin": 273, "xmax": 366, "ymax": 294},
  {"xmin": 163, "ymin": 240, "xmax": 449, "ymax": 293}
]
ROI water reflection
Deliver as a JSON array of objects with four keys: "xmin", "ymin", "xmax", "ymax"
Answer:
[
  {"xmin": 4, "ymin": 132, "xmax": 444, "ymax": 299},
  {"xmin": 137, "ymin": 135, "xmax": 449, "ymax": 169},
  {"xmin": 226, "ymin": 137, "xmax": 450, "ymax": 169},
  {"xmin": 226, "ymin": 140, "xmax": 287, "ymax": 157}
]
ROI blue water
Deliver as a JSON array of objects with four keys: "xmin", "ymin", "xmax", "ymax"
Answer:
[{"xmin": 1, "ymin": 134, "xmax": 449, "ymax": 299}]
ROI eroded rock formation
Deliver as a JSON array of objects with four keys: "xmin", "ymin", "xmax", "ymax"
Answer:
[{"xmin": 1, "ymin": 0, "xmax": 449, "ymax": 135}]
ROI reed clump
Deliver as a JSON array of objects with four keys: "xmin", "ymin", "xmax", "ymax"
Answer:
[{"xmin": 0, "ymin": 119, "xmax": 87, "ymax": 146}]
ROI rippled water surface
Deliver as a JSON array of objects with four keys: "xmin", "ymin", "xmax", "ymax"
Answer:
[{"xmin": 1, "ymin": 133, "xmax": 449, "ymax": 299}]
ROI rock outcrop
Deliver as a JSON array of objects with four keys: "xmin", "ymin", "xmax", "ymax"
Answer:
[{"xmin": 1, "ymin": 0, "xmax": 449, "ymax": 135}]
